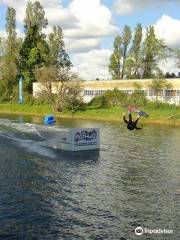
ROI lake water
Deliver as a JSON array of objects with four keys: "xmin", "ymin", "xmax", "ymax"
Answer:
[{"xmin": 0, "ymin": 114, "xmax": 179, "ymax": 240}]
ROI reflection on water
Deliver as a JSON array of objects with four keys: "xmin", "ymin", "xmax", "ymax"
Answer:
[{"xmin": 0, "ymin": 114, "xmax": 179, "ymax": 240}]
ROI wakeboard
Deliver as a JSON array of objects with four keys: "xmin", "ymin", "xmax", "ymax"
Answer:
[{"xmin": 127, "ymin": 106, "xmax": 149, "ymax": 117}]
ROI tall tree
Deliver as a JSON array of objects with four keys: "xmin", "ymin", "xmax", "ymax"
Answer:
[
  {"xmin": 0, "ymin": 37, "xmax": 2, "ymax": 57},
  {"xmin": 19, "ymin": 1, "xmax": 49, "ymax": 93},
  {"xmin": 124, "ymin": 58, "xmax": 135, "ymax": 79},
  {"xmin": 142, "ymin": 26, "xmax": 166, "ymax": 78},
  {"xmin": 24, "ymin": 0, "xmax": 48, "ymax": 33},
  {"xmin": 3, "ymin": 7, "xmax": 18, "ymax": 99},
  {"xmin": 109, "ymin": 35, "xmax": 122, "ymax": 79},
  {"xmin": 48, "ymin": 25, "xmax": 72, "ymax": 70},
  {"xmin": 0, "ymin": 37, "xmax": 3, "ymax": 66},
  {"xmin": 121, "ymin": 25, "xmax": 132, "ymax": 79},
  {"xmin": 0, "ymin": 37, "xmax": 4, "ymax": 96},
  {"xmin": 130, "ymin": 23, "xmax": 142, "ymax": 77}
]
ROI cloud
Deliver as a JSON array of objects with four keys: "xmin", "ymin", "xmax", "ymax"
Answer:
[
  {"xmin": 0, "ymin": 0, "xmax": 117, "ymax": 37},
  {"xmin": 72, "ymin": 49, "xmax": 112, "ymax": 80},
  {"xmin": 44, "ymin": 7, "xmax": 78, "ymax": 29},
  {"xmin": 0, "ymin": 0, "xmax": 27, "ymax": 22},
  {"xmin": 0, "ymin": 0, "xmax": 77, "ymax": 29},
  {"xmin": 0, "ymin": 0, "xmax": 24, "ymax": 6},
  {"xmin": 65, "ymin": 38, "xmax": 102, "ymax": 53},
  {"xmin": 159, "ymin": 57, "xmax": 179, "ymax": 74},
  {"xmin": 113, "ymin": 0, "xmax": 180, "ymax": 15},
  {"xmin": 40, "ymin": 0, "xmax": 79, "ymax": 29},
  {"xmin": 66, "ymin": 0, "xmax": 118, "ymax": 38},
  {"xmin": 154, "ymin": 15, "xmax": 180, "ymax": 49},
  {"xmin": 0, "ymin": 29, "xmax": 6, "ymax": 38},
  {"xmin": 0, "ymin": 0, "xmax": 117, "ymax": 53},
  {"xmin": 0, "ymin": 0, "xmax": 116, "ymax": 71}
]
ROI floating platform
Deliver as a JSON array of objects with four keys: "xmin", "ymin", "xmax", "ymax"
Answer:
[{"xmin": 41, "ymin": 127, "xmax": 100, "ymax": 151}]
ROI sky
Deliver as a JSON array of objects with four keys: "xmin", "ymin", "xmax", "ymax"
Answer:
[{"xmin": 0, "ymin": 0, "xmax": 180, "ymax": 80}]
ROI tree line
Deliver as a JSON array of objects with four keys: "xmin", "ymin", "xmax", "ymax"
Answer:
[
  {"xmin": 108, "ymin": 24, "xmax": 180, "ymax": 79},
  {"xmin": 0, "ymin": 1, "xmax": 180, "ymax": 105}
]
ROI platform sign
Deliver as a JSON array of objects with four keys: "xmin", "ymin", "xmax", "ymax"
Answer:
[
  {"xmin": 72, "ymin": 128, "xmax": 100, "ymax": 151},
  {"xmin": 41, "ymin": 128, "xmax": 100, "ymax": 151},
  {"xmin": 18, "ymin": 77, "xmax": 23, "ymax": 104}
]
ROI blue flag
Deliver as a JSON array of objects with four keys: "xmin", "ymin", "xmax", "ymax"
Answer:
[{"xmin": 18, "ymin": 77, "xmax": 23, "ymax": 104}]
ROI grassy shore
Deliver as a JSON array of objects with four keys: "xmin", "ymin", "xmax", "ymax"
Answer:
[{"xmin": 0, "ymin": 103, "xmax": 180, "ymax": 126}]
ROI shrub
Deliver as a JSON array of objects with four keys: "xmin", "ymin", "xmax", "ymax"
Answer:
[
  {"xmin": 89, "ymin": 95, "xmax": 108, "ymax": 108},
  {"xmin": 104, "ymin": 89, "xmax": 128, "ymax": 106},
  {"xmin": 33, "ymin": 93, "xmax": 50, "ymax": 105},
  {"xmin": 128, "ymin": 91, "xmax": 147, "ymax": 106},
  {"xmin": 146, "ymin": 101, "xmax": 178, "ymax": 110}
]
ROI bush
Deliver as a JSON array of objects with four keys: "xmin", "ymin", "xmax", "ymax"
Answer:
[
  {"xmin": 33, "ymin": 94, "xmax": 50, "ymax": 105},
  {"xmin": 128, "ymin": 91, "xmax": 147, "ymax": 106},
  {"xmin": 146, "ymin": 101, "xmax": 178, "ymax": 110},
  {"xmin": 89, "ymin": 95, "xmax": 108, "ymax": 108},
  {"xmin": 64, "ymin": 99, "xmax": 85, "ymax": 112},
  {"xmin": 23, "ymin": 94, "xmax": 35, "ymax": 105},
  {"xmin": 89, "ymin": 89, "xmax": 128, "ymax": 108},
  {"xmin": 104, "ymin": 89, "xmax": 128, "ymax": 106}
]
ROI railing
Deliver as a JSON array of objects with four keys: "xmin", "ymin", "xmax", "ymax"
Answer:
[{"xmin": 83, "ymin": 89, "xmax": 180, "ymax": 105}]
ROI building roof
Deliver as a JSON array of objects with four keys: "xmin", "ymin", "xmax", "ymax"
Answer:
[{"xmin": 79, "ymin": 79, "xmax": 180, "ymax": 90}]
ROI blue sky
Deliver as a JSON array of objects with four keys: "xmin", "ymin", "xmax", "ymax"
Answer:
[
  {"xmin": 0, "ymin": 4, "xmax": 6, "ymax": 29},
  {"xmin": 0, "ymin": 0, "xmax": 180, "ymax": 79}
]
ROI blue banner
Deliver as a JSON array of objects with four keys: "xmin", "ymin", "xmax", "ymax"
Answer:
[{"xmin": 18, "ymin": 77, "xmax": 23, "ymax": 104}]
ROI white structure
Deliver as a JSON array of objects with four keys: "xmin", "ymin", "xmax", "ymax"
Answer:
[
  {"xmin": 33, "ymin": 78, "xmax": 180, "ymax": 105},
  {"xmin": 80, "ymin": 79, "xmax": 180, "ymax": 105},
  {"xmin": 41, "ymin": 127, "xmax": 100, "ymax": 151}
]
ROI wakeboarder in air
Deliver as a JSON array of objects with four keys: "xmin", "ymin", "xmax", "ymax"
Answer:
[
  {"xmin": 123, "ymin": 112, "xmax": 142, "ymax": 131},
  {"xmin": 123, "ymin": 106, "xmax": 149, "ymax": 131}
]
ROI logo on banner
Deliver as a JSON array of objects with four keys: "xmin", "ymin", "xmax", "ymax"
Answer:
[{"xmin": 74, "ymin": 130, "xmax": 97, "ymax": 144}]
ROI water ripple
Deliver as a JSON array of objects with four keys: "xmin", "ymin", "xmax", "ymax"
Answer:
[{"xmin": 0, "ymin": 117, "xmax": 179, "ymax": 239}]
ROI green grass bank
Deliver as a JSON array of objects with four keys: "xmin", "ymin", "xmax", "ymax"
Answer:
[{"xmin": 0, "ymin": 103, "xmax": 180, "ymax": 126}]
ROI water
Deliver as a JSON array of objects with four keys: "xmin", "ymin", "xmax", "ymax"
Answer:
[{"xmin": 0, "ymin": 114, "xmax": 179, "ymax": 240}]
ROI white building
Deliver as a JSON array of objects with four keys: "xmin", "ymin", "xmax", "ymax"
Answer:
[{"xmin": 33, "ymin": 78, "xmax": 180, "ymax": 105}]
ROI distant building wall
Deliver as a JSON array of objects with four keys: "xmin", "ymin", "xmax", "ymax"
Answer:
[{"xmin": 33, "ymin": 78, "xmax": 180, "ymax": 105}]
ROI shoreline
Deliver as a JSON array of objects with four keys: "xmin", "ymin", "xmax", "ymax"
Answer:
[{"xmin": 0, "ymin": 109, "xmax": 180, "ymax": 127}]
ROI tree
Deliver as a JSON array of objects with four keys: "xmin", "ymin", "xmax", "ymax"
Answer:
[
  {"xmin": 148, "ymin": 78, "xmax": 173, "ymax": 102},
  {"xmin": 0, "ymin": 37, "xmax": 3, "ymax": 72},
  {"xmin": 121, "ymin": 25, "xmax": 132, "ymax": 79},
  {"xmin": 35, "ymin": 23, "xmax": 74, "ymax": 111},
  {"xmin": 109, "ymin": 35, "xmax": 122, "ymax": 79},
  {"xmin": 129, "ymin": 81, "xmax": 147, "ymax": 106},
  {"xmin": 142, "ymin": 26, "xmax": 166, "ymax": 78},
  {"xmin": 171, "ymin": 73, "xmax": 176, "ymax": 78},
  {"xmin": 48, "ymin": 25, "xmax": 72, "ymax": 70},
  {"xmin": 130, "ymin": 23, "xmax": 142, "ymax": 77},
  {"xmin": 48, "ymin": 26, "xmax": 63, "ymax": 66},
  {"xmin": 124, "ymin": 58, "xmax": 135, "ymax": 79},
  {"xmin": 19, "ymin": 1, "xmax": 49, "ymax": 94},
  {"xmin": 165, "ymin": 72, "xmax": 171, "ymax": 78},
  {"xmin": 104, "ymin": 88, "xmax": 128, "ymax": 106},
  {"xmin": 0, "ymin": 37, "xmax": 4, "ymax": 96},
  {"xmin": 35, "ymin": 67, "xmax": 82, "ymax": 112},
  {"xmin": 133, "ymin": 81, "xmax": 143, "ymax": 91},
  {"xmin": 2, "ymin": 7, "xmax": 18, "ymax": 99},
  {"xmin": 24, "ymin": 0, "xmax": 48, "ymax": 33}
]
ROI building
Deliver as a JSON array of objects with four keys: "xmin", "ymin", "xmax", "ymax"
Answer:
[{"xmin": 33, "ymin": 78, "xmax": 180, "ymax": 105}]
